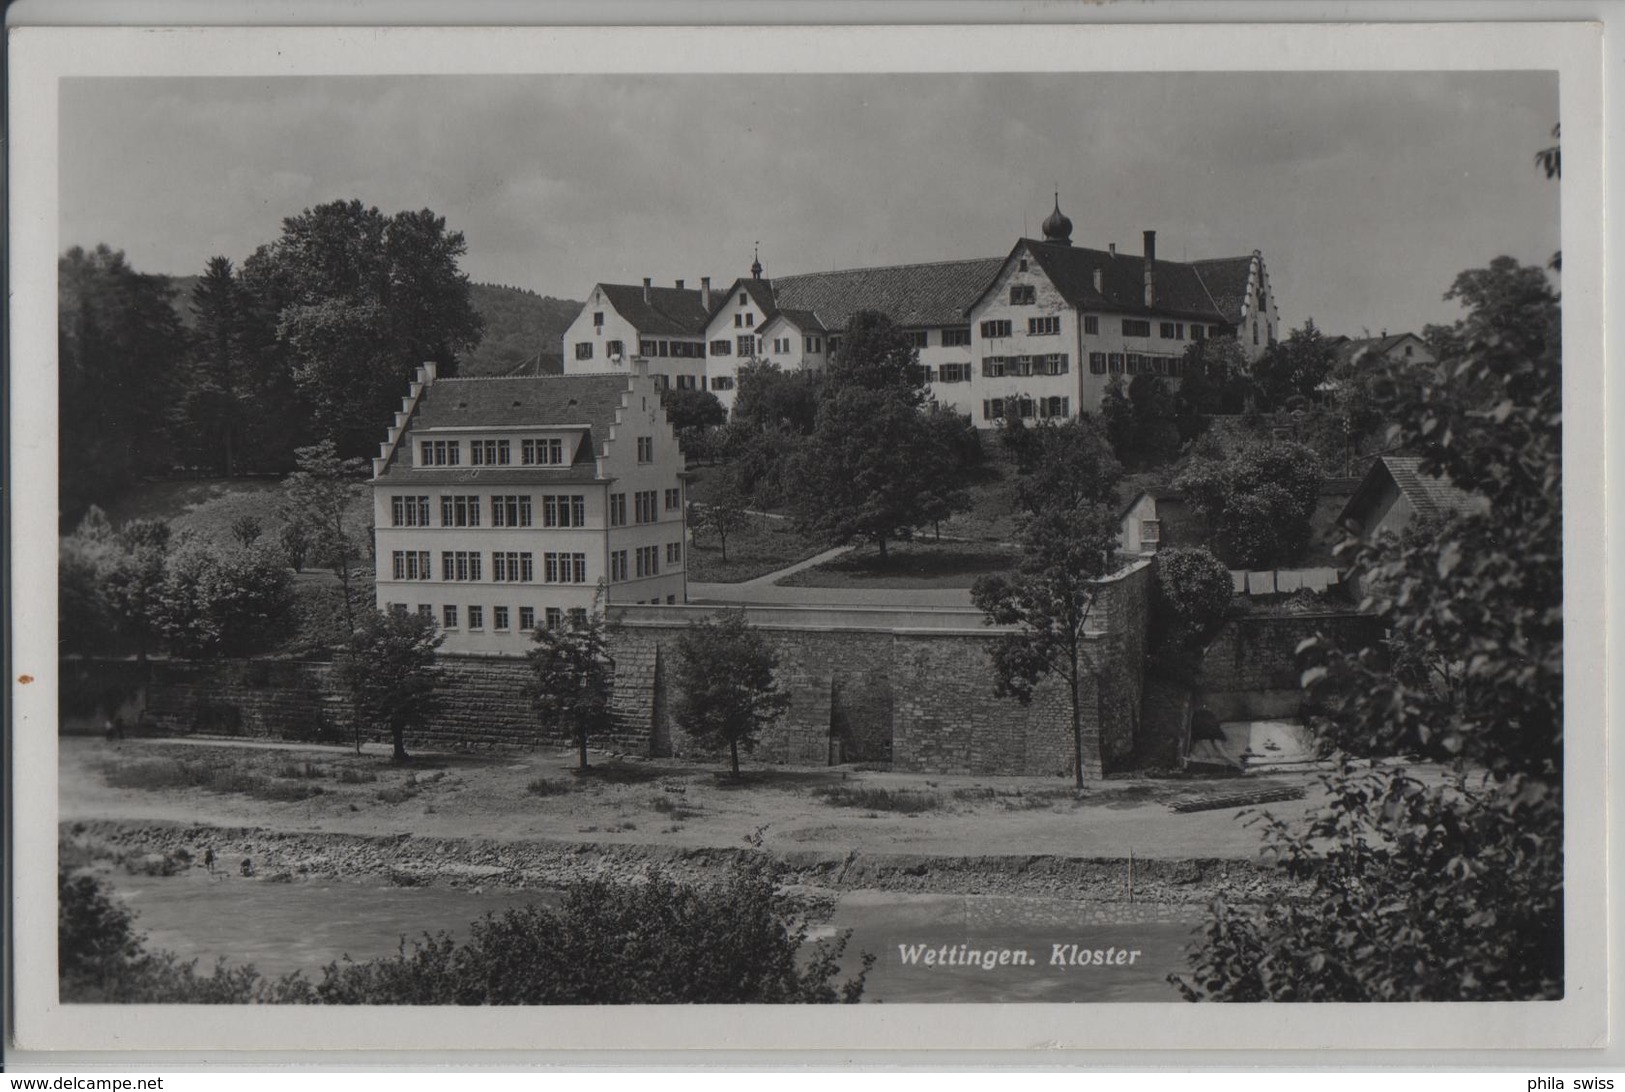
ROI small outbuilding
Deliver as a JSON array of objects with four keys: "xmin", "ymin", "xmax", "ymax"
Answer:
[{"xmin": 1337, "ymin": 455, "xmax": 1486, "ymax": 543}]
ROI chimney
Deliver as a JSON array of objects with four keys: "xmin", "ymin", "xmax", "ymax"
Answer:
[
  {"xmin": 701, "ymin": 276, "xmax": 712, "ymax": 311},
  {"xmin": 675, "ymin": 279, "xmax": 685, "ymax": 290},
  {"xmin": 642, "ymin": 277, "xmax": 652, "ymax": 303},
  {"xmin": 1093, "ymin": 267, "xmax": 1103, "ymax": 294},
  {"xmin": 1108, "ymin": 243, "xmax": 1117, "ymax": 257},
  {"xmin": 1142, "ymin": 230, "xmax": 1157, "ymax": 308}
]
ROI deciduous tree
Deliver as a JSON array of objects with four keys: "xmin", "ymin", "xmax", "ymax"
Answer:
[
  {"xmin": 152, "ymin": 535, "xmax": 295, "ymax": 659},
  {"xmin": 971, "ymin": 503, "xmax": 1122, "ymax": 789},
  {"xmin": 1173, "ymin": 440, "xmax": 1323, "ymax": 568},
  {"xmin": 281, "ymin": 440, "xmax": 366, "ymax": 635},
  {"xmin": 338, "ymin": 608, "xmax": 444, "ymax": 760},
  {"xmin": 1174, "ymin": 256, "xmax": 1563, "ymax": 1002},
  {"xmin": 671, "ymin": 609, "xmax": 791, "ymax": 776},
  {"xmin": 241, "ymin": 200, "xmax": 483, "ymax": 456},
  {"xmin": 58, "ymin": 245, "xmax": 186, "ymax": 522},
  {"xmin": 527, "ymin": 606, "xmax": 615, "ymax": 772}
]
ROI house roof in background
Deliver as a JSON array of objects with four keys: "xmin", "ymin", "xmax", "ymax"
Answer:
[
  {"xmin": 1017, "ymin": 240, "xmax": 1239, "ymax": 323},
  {"xmin": 1189, "ymin": 257, "xmax": 1258, "ymax": 326},
  {"xmin": 768, "ymin": 256, "xmax": 1005, "ymax": 330},
  {"xmin": 1340, "ymin": 454, "xmax": 1484, "ymax": 526},
  {"xmin": 1331, "ymin": 332, "xmax": 1429, "ymax": 366},
  {"xmin": 598, "ymin": 283, "xmax": 712, "ymax": 338},
  {"xmin": 763, "ymin": 307, "xmax": 828, "ymax": 333}
]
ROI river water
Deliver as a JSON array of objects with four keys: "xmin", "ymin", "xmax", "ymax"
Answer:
[{"xmin": 112, "ymin": 872, "xmax": 1201, "ymax": 1003}]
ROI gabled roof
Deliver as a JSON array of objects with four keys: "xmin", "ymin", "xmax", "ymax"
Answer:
[
  {"xmin": 1331, "ymin": 333, "xmax": 1428, "ymax": 366},
  {"xmin": 1006, "ymin": 240, "xmax": 1236, "ymax": 323},
  {"xmin": 1339, "ymin": 455, "xmax": 1484, "ymax": 527},
  {"xmin": 1189, "ymin": 256, "xmax": 1259, "ymax": 326},
  {"xmin": 759, "ymin": 307, "xmax": 828, "ymax": 334},
  {"xmin": 597, "ymin": 283, "xmax": 712, "ymax": 338},
  {"xmin": 768, "ymin": 257, "xmax": 1004, "ymax": 330},
  {"xmin": 376, "ymin": 372, "xmax": 632, "ymax": 483},
  {"xmin": 709, "ymin": 277, "xmax": 776, "ymax": 323}
]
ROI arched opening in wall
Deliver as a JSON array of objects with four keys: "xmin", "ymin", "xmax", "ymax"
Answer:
[{"xmin": 830, "ymin": 669, "xmax": 893, "ymax": 766}]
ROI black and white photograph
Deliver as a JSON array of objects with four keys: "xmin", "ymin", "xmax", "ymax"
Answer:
[{"xmin": 6, "ymin": 18, "xmax": 1608, "ymax": 1058}]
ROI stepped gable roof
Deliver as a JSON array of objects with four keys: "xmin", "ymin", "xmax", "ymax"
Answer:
[
  {"xmin": 598, "ymin": 283, "xmax": 711, "ymax": 338},
  {"xmin": 769, "ymin": 256, "xmax": 1005, "ymax": 330},
  {"xmin": 761, "ymin": 308, "xmax": 828, "ymax": 333},
  {"xmin": 1019, "ymin": 240, "xmax": 1231, "ymax": 323},
  {"xmin": 1189, "ymin": 256, "xmax": 1258, "ymax": 326},
  {"xmin": 377, "ymin": 372, "xmax": 632, "ymax": 482},
  {"xmin": 1340, "ymin": 454, "xmax": 1484, "ymax": 526}
]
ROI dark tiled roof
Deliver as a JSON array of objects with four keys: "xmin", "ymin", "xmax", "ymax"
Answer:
[
  {"xmin": 1189, "ymin": 257, "xmax": 1258, "ymax": 326},
  {"xmin": 764, "ymin": 308, "xmax": 828, "ymax": 333},
  {"xmin": 769, "ymin": 257, "xmax": 1005, "ymax": 330},
  {"xmin": 377, "ymin": 372, "xmax": 632, "ymax": 483},
  {"xmin": 1021, "ymin": 241, "xmax": 1232, "ymax": 323},
  {"xmin": 598, "ymin": 283, "xmax": 712, "ymax": 338},
  {"xmin": 1340, "ymin": 455, "xmax": 1483, "ymax": 526},
  {"xmin": 710, "ymin": 278, "xmax": 777, "ymax": 322}
]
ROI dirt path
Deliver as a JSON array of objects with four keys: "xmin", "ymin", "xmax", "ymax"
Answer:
[{"xmin": 59, "ymin": 736, "xmax": 1343, "ymax": 862}]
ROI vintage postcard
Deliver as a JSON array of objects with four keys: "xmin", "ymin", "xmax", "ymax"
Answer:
[{"xmin": 6, "ymin": 18, "xmax": 1607, "ymax": 1058}]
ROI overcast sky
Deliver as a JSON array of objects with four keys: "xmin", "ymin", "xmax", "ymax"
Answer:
[{"xmin": 60, "ymin": 71, "xmax": 1558, "ymax": 337}]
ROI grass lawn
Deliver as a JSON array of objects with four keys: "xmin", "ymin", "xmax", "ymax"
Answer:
[
  {"xmin": 97, "ymin": 477, "xmax": 372, "ymax": 543},
  {"xmin": 686, "ymin": 515, "xmax": 826, "ymax": 583},
  {"xmin": 777, "ymin": 538, "xmax": 1021, "ymax": 590}
]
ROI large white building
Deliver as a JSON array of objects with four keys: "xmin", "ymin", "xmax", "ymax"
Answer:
[
  {"xmin": 371, "ymin": 362, "xmax": 688, "ymax": 654},
  {"xmin": 559, "ymin": 199, "xmax": 1277, "ymax": 426}
]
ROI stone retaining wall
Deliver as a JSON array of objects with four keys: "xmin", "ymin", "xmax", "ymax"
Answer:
[{"xmin": 63, "ymin": 561, "xmax": 1156, "ymax": 777}]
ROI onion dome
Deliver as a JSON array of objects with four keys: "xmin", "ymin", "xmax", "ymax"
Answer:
[{"xmin": 1042, "ymin": 193, "xmax": 1073, "ymax": 246}]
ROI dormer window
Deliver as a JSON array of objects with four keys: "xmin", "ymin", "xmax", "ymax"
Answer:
[
  {"xmin": 419, "ymin": 439, "xmax": 460, "ymax": 466},
  {"xmin": 522, "ymin": 437, "xmax": 565, "ymax": 466}
]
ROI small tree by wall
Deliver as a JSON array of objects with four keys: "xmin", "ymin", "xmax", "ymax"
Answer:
[
  {"xmin": 671, "ymin": 609, "xmax": 791, "ymax": 776},
  {"xmin": 527, "ymin": 605, "xmax": 615, "ymax": 772},
  {"xmin": 972, "ymin": 503, "xmax": 1122, "ymax": 789},
  {"xmin": 336, "ymin": 608, "xmax": 444, "ymax": 760}
]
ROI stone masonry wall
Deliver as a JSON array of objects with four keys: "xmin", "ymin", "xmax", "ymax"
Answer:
[
  {"xmin": 115, "ymin": 654, "xmax": 651, "ymax": 754},
  {"xmin": 1198, "ymin": 610, "xmax": 1383, "ymax": 721},
  {"xmin": 68, "ymin": 561, "xmax": 1153, "ymax": 777}
]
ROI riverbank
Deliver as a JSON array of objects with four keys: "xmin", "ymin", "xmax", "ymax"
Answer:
[
  {"xmin": 61, "ymin": 736, "xmax": 1350, "ymax": 861},
  {"xmin": 63, "ymin": 818, "xmax": 1294, "ymax": 906}
]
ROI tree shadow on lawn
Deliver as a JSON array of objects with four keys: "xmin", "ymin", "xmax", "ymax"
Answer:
[
  {"xmin": 779, "ymin": 541, "xmax": 1020, "ymax": 587},
  {"xmin": 704, "ymin": 767, "xmax": 852, "ymax": 791}
]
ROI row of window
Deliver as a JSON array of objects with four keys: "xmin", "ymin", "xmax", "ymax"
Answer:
[
  {"xmin": 389, "ymin": 550, "xmax": 594, "ymax": 583},
  {"xmin": 388, "ymin": 601, "xmax": 684, "ymax": 632},
  {"xmin": 982, "ymin": 396, "xmax": 1072, "ymax": 422},
  {"xmin": 392, "ymin": 494, "xmax": 591, "ymax": 529},
  {"xmin": 979, "ymin": 317, "xmax": 1225, "ymax": 342},
  {"xmin": 1086, "ymin": 352, "xmax": 1185, "ymax": 377},
  {"xmin": 391, "ymin": 492, "xmax": 687, "ymax": 529},
  {"xmin": 417, "ymin": 438, "xmax": 567, "ymax": 468},
  {"xmin": 392, "ymin": 602, "xmax": 568, "ymax": 633},
  {"xmin": 608, "ymin": 542, "xmax": 685, "ymax": 581},
  {"xmin": 981, "ymin": 354, "xmax": 1071, "ymax": 378},
  {"xmin": 607, "ymin": 488, "xmax": 681, "ymax": 527}
]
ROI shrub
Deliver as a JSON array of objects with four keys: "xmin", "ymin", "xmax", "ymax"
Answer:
[
  {"xmin": 307, "ymin": 862, "xmax": 871, "ymax": 1004},
  {"xmin": 525, "ymin": 778, "xmax": 569, "ymax": 797}
]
